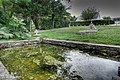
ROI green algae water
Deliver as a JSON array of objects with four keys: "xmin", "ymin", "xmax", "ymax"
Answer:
[
  {"xmin": 0, "ymin": 44, "xmax": 67, "ymax": 80},
  {"xmin": 0, "ymin": 44, "xmax": 119, "ymax": 80}
]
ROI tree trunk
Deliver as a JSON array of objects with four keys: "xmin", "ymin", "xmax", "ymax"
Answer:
[
  {"xmin": 9, "ymin": 1, "xmax": 15, "ymax": 18},
  {"xmin": 2, "ymin": 1, "xmax": 5, "ymax": 13},
  {"xmin": 52, "ymin": 14, "xmax": 55, "ymax": 29},
  {"xmin": 30, "ymin": 17, "xmax": 32, "ymax": 35}
]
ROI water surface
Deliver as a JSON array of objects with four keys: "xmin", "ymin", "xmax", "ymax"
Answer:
[
  {"xmin": 0, "ymin": 44, "xmax": 119, "ymax": 80},
  {"xmin": 64, "ymin": 50, "xmax": 119, "ymax": 80}
]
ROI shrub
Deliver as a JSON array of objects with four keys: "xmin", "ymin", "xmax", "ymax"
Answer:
[
  {"xmin": 40, "ymin": 19, "xmax": 69, "ymax": 30},
  {"xmin": 70, "ymin": 20, "xmax": 115, "ymax": 26},
  {"xmin": 0, "ymin": 17, "xmax": 31, "ymax": 39}
]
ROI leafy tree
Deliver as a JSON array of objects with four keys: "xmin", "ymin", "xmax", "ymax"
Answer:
[
  {"xmin": 12, "ymin": 0, "xmax": 50, "ymax": 29},
  {"xmin": 0, "ymin": 0, "xmax": 14, "ymax": 24},
  {"xmin": 0, "ymin": 0, "xmax": 30, "ymax": 39},
  {"xmin": 49, "ymin": 0, "xmax": 69, "ymax": 28},
  {"xmin": 11, "ymin": 0, "xmax": 71, "ymax": 29},
  {"xmin": 0, "ymin": 0, "xmax": 71, "ymax": 39},
  {"xmin": 103, "ymin": 16, "xmax": 111, "ymax": 20},
  {"xmin": 0, "ymin": 16, "xmax": 30, "ymax": 39},
  {"xmin": 81, "ymin": 7, "xmax": 99, "ymax": 20}
]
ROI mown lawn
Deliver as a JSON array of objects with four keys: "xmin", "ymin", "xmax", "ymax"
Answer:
[{"xmin": 40, "ymin": 26, "xmax": 120, "ymax": 45}]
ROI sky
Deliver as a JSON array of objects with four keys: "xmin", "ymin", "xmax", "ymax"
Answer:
[{"xmin": 62, "ymin": 0, "xmax": 120, "ymax": 18}]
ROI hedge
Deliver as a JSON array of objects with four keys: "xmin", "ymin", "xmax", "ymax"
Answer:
[
  {"xmin": 40, "ymin": 19, "xmax": 69, "ymax": 30},
  {"xmin": 70, "ymin": 20, "xmax": 115, "ymax": 26},
  {"xmin": 40, "ymin": 19, "xmax": 115, "ymax": 30}
]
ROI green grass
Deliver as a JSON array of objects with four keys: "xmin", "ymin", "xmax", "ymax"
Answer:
[{"xmin": 40, "ymin": 26, "xmax": 120, "ymax": 45}]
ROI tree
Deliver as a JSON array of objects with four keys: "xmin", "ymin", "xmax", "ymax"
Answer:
[
  {"xmin": 12, "ymin": 0, "xmax": 50, "ymax": 29},
  {"xmin": 0, "ymin": 0, "xmax": 14, "ymax": 24},
  {"xmin": 49, "ymin": 0, "xmax": 69, "ymax": 28},
  {"xmin": 0, "ymin": 0, "xmax": 31, "ymax": 39},
  {"xmin": 103, "ymin": 16, "xmax": 111, "ymax": 20},
  {"xmin": 81, "ymin": 7, "xmax": 99, "ymax": 20},
  {"xmin": 0, "ymin": 0, "xmax": 71, "ymax": 39},
  {"xmin": 13, "ymin": 0, "xmax": 70, "ymax": 29}
]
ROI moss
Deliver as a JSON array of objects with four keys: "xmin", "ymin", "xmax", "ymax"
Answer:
[{"xmin": 0, "ymin": 44, "xmax": 66, "ymax": 80}]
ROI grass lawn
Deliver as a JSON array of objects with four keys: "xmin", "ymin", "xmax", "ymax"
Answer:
[{"xmin": 40, "ymin": 26, "xmax": 120, "ymax": 45}]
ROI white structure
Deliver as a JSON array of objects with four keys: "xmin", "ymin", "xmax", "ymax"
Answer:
[
  {"xmin": 79, "ymin": 23, "xmax": 98, "ymax": 34},
  {"xmin": 34, "ymin": 29, "xmax": 40, "ymax": 36},
  {"xmin": 88, "ymin": 22, "xmax": 97, "ymax": 30}
]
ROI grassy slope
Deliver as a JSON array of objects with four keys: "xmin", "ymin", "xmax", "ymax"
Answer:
[{"xmin": 40, "ymin": 26, "xmax": 120, "ymax": 45}]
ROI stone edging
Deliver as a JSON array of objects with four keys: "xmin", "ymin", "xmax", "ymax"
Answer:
[
  {"xmin": 1, "ymin": 38, "xmax": 120, "ymax": 55},
  {"xmin": 42, "ymin": 38, "xmax": 120, "ymax": 56},
  {"xmin": 0, "ymin": 40, "xmax": 40, "ymax": 49},
  {"xmin": 0, "ymin": 61, "xmax": 15, "ymax": 80}
]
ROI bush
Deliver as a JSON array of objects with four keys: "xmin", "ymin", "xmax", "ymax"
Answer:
[
  {"xmin": 40, "ymin": 19, "xmax": 70, "ymax": 30},
  {"xmin": 70, "ymin": 20, "xmax": 115, "ymax": 26},
  {"xmin": 0, "ymin": 17, "xmax": 31, "ymax": 39}
]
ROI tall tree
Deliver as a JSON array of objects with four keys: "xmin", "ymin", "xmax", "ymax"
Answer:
[
  {"xmin": 0, "ymin": 0, "xmax": 14, "ymax": 24},
  {"xmin": 12, "ymin": 0, "xmax": 50, "ymax": 29},
  {"xmin": 0, "ymin": 0, "xmax": 31, "ymax": 39},
  {"xmin": 1, "ymin": 0, "xmax": 71, "ymax": 29},
  {"xmin": 81, "ymin": 7, "xmax": 99, "ymax": 20},
  {"xmin": 49, "ymin": 0, "xmax": 71, "ymax": 28}
]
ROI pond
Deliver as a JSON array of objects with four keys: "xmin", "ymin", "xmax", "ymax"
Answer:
[{"xmin": 0, "ymin": 44, "xmax": 119, "ymax": 80}]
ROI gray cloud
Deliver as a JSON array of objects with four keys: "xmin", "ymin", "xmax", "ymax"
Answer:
[{"xmin": 64, "ymin": 0, "xmax": 120, "ymax": 18}]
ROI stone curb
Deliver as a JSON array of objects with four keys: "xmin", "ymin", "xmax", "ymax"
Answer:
[
  {"xmin": 42, "ymin": 38, "xmax": 120, "ymax": 56},
  {"xmin": 0, "ymin": 40, "xmax": 40, "ymax": 49}
]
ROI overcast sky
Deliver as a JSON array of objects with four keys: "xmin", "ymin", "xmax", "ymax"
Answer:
[{"xmin": 62, "ymin": 0, "xmax": 120, "ymax": 18}]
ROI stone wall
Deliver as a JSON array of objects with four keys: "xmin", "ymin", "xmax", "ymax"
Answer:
[
  {"xmin": 0, "ymin": 40, "xmax": 40, "ymax": 49},
  {"xmin": 42, "ymin": 38, "xmax": 120, "ymax": 56},
  {"xmin": 0, "ymin": 38, "xmax": 119, "ymax": 56}
]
